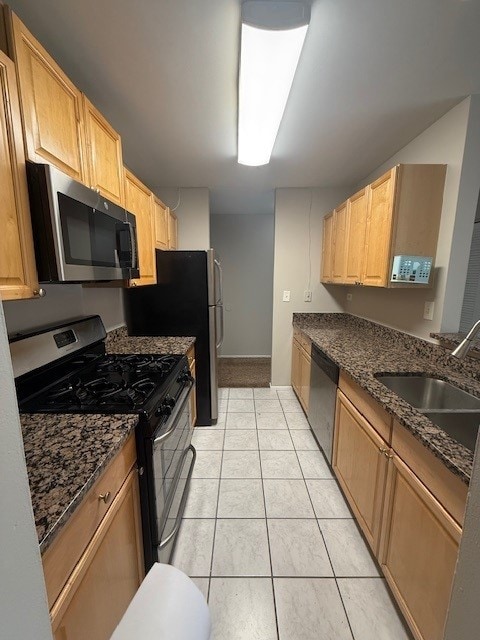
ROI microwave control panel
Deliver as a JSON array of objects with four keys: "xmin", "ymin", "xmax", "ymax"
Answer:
[{"xmin": 390, "ymin": 255, "xmax": 433, "ymax": 284}]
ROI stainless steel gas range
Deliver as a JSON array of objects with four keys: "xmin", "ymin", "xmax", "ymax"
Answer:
[{"xmin": 10, "ymin": 315, "xmax": 195, "ymax": 571}]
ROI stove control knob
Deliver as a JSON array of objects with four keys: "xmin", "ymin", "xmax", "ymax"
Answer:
[
  {"xmin": 178, "ymin": 371, "xmax": 194, "ymax": 383},
  {"xmin": 165, "ymin": 397, "xmax": 176, "ymax": 409},
  {"xmin": 155, "ymin": 404, "xmax": 172, "ymax": 417}
]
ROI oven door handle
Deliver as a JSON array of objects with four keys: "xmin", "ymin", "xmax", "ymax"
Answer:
[
  {"xmin": 153, "ymin": 380, "xmax": 193, "ymax": 446},
  {"xmin": 158, "ymin": 444, "xmax": 196, "ymax": 550}
]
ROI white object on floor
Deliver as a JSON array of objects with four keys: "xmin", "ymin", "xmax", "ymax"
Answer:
[{"xmin": 110, "ymin": 563, "xmax": 211, "ymax": 640}]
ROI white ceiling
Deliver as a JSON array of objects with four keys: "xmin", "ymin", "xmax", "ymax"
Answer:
[{"xmin": 7, "ymin": 0, "xmax": 480, "ymax": 214}]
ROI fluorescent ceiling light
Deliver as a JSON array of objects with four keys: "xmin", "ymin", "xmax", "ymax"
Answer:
[{"xmin": 238, "ymin": 2, "xmax": 310, "ymax": 167}]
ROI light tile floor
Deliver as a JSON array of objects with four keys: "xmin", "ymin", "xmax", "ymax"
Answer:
[{"xmin": 172, "ymin": 387, "xmax": 412, "ymax": 640}]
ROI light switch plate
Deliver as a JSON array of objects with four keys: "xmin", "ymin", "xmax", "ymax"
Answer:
[
  {"xmin": 424, "ymin": 301, "xmax": 435, "ymax": 320},
  {"xmin": 304, "ymin": 290, "xmax": 312, "ymax": 302},
  {"xmin": 346, "ymin": 293, "xmax": 353, "ymax": 302},
  {"xmin": 283, "ymin": 290, "xmax": 290, "ymax": 302}
]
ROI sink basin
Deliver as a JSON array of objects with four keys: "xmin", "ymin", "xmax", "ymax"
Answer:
[
  {"xmin": 423, "ymin": 411, "xmax": 480, "ymax": 453},
  {"xmin": 376, "ymin": 375, "xmax": 480, "ymax": 411}
]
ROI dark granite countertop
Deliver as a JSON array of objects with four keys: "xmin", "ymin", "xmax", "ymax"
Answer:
[
  {"xmin": 21, "ymin": 413, "xmax": 138, "ymax": 553},
  {"xmin": 293, "ymin": 313, "xmax": 480, "ymax": 484},
  {"xmin": 431, "ymin": 331, "xmax": 480, "ymax": 357},
  {"xmin": 106, "ymin": 327, "xmax": 195, "ymax": 355}
]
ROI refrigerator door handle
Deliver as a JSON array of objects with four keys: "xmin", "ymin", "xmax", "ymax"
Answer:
[
  {"xmin": 214, "ymin": 259, "xmax": 223, "ymax": 305},
  {"xmin": 216, "ymin": 304, "xmax": 224, "ymax": 349}
]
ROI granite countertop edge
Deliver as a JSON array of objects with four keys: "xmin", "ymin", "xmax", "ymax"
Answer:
[{"xmin": 293, "ymin": 314, "xmax": 478, "ymax": 484}]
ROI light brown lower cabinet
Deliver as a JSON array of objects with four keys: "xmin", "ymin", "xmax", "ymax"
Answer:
[
  {"xmin": 379, "ymin": 454, "xmax": 461, "ymax": 640},
  {"xmin": 333, "ymin": 391, "xmax": 388, "ymax": 554},
  {"xmin": 291, "ymin": 337, "xmax": 301, "ymax": 397},
  {"xmin": 291, "ymin": 331, "xmax": 310, "ymax": 412},
  {"xmin": 187, "ymin": 345, "xmax": 197, "ymax": 427},
  {"xmin": 299, "ymin": 347, "xmax": 311, "ymax": 411}
]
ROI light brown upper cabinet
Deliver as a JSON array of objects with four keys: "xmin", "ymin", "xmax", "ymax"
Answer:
[
  {"xmin": 332, "ymin": 201, "xmax": 348, "ymax": 283},
  {"xmin": 320, "ymin": 211, "xmax": 334, "ymax": 283},
  {"xmin": 0, "ymin": 49, "xmax": 39, "ymax": 300},
  {"xmin": 4, "ymin": 9, "xmax": 86, "ymax": 182},
  {"xmin": 344, "ymin": 188, "xmax": 368, "ymax": 285},
  {"xmin": 321, "ymin": 164, "xmax": 446, "ymax": 288},
  {"xmin": 83, "ymin": 96, "xmax": 124, "ymax": 206},
  {"xmin": 124, "ymin": 169, "xmax": 156, "ymax": 287},
  {"xmin": 168, "ymin": 209, "xmax": 178, "ymax": 250},
  {"xmin": 154, "ymin": 197, "xmax": 169, "ymax": 250}
]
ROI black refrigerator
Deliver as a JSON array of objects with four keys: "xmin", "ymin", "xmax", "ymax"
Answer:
[{"xmin": 123, "ymin": 249, "xmax": 223, "ymax": 425}]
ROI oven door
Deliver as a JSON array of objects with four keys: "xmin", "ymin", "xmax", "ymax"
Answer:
[{"xmin": 151, "ymin": 382, "xmax": 195, "ymax": 563}]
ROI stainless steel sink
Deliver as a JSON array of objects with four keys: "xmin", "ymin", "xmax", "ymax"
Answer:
[
  {"xmin": 423, "ymin": 411, "xmax": 480, "ymax": 453},
  {"xmin": 376, "ymin": 375, "xmax": 480, "ymax": 411}
]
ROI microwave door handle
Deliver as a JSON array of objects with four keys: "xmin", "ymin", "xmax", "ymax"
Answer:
[
  {"xmin": 214, "ymin": 259, "xmax": 223, "ymax": 304},
  {"xmin": 125, "ymin": 222, "xmax": 138, "ymax": 269}
]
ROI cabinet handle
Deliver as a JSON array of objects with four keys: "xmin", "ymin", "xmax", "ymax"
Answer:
[
  {"xmin": 33, "ymin": 288, "xmax": 46, "ymax": 297},
  {"xmin": 98, "ymin": 491, "xmax": 111, "ymax": 504},
  {"xmin": 379, "ymin": 447, "xmax": 388, "ymax": 455}
]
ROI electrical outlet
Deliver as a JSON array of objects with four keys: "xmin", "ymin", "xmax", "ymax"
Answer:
[
  {"xmin": 304, "ymin": 290, "xmax": 312, "ymax": 302},
  {"xmin": 424, "ymin": 301, "xmax": 435, "ymax": 321},
  {"xmin": 346, "ymin": 293, "xmax": 353, "ymax": 302},
  {"xmin": 282, "ymin": 290, "xmax": 290, "ymax": 302}
]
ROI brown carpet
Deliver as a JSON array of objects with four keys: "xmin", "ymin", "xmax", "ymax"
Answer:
[{"xmin": 218, "ymin": 357, "xmax": 271, "ymax": 388}]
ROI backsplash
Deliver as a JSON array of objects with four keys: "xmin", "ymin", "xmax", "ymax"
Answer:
[{"xmin": 3, "ymin": 285, "xmax": 125, "ymax": 336}]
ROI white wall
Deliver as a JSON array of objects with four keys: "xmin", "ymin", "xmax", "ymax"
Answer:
[
  {"xmin": 157, "ymin": 188, "xmax": 210, "ymax": 250},
  {"xmin": 0, "ymin": 301, "xmax": 52, "ymax": 640},
  {"xmin": 211, "ymin": 214, "xmax": 274, "ymax": 357},
  {"xmin": 271, "ymin": 187, "xmax": 352, "ymax": 385},
  {"xmin": 343, "ymin": 97, "xmax": 480, "ymax": 339},
  {"xmin": 3, "ymin": 286, "xmax": 124, "ymax": 335}
]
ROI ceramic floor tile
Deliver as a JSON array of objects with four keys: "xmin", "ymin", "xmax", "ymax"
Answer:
[
  {"xmin": 221, "ymin": 450, "xmax": 261, "ymax": 479},
  {"xmin": 253, "ymin": 388, "xmax": 279, "ymax": 398},
  {"xmin": 183, "ymin": 479, "xmax": 219, "ymax": 518},
  {"xmin": 191, "ymin": 429, "xmax": 225, "ymax": 450},
  {"xmin": 279, "ymin": 398, "xmax": 303, "ymax": 412},
  {"xmin": 226, "ymin": 412, "xmax": 256, "ymax": 429},
  {"xmin": 306, "ymin": 479, "xmax": 352, "ymax": 518},
  {"xmin": 212, "ymin": 519, "xmax": 270, "ymax": 576},
  {"xmin": 228, "ymin": 398, "xmax": 255, "ymax": 412},
  {"xmin": 191, "ymin": 577, "xmax": 210, "ymax": 601},
  {"xmin": 274, "ymin": 578, "xmax": 353, "ymax": 640},
  {"xmin": 171, "ymin": 519, "xmax": 215, "ymax": 576},
  {"xmin": 217, "ymin": 479, "xmax": 265, "ymax": 517},
  {"xmin": 218, "ymin": 399, "xmax": 228, "ymax": 412},
  {"xmin": 229, "ymin": 388, "xmax": 254, "ymax": 399},
  {"xmin": 218, "ymin": 388, "xmax": 229, "ymax": 399},
  {"xmin": 284, "ymin": 412, "xmax": 310, "ymax": 429},
  {"xmin": 290, "ymin": 430, "xmax": 320, "ymax": 451},
  {"xmin": 211, "ymin": 412, "xmax": 227, "ymax": 428},
  {"xmin": 224, "ymin": 430, "xmax": 259, "ymax": 451},
  {"xmin": 263, "ymin": 479, "xmax": 315, "ymax": 518},
  {"xmin": 297, "ymin": 450, "xmax": 333, "ymax": 479},
  {"xmin": 256, "ymin": 413, "xmax": 288, "ymax": 430},
  {"xmin": 337, "ymin": 578, "xmax": 412, "ymax": 640},
  {"xmin": 319, "ymin": 519, "xmax": 380, "ymax": 577},
  {"xmin": 192, "ymin": 450, "xmax": 223, "ymax": 478},
  {"xmin": 209, "ymin": 578, "xmax": 277, "ymax": 640},
  {"xmin": 275, "ymin": 386, "xmax": 297, "ymax": 398},
  {"xmin": 257, "ymin": 430, "xmax": 294, "ymax": 451},
  {"xmin": 260, "ymin": 451, "xmax": 302, "ymax": 478},
  {"xmin": 268, "ymin": 519, "xmax": 333, "ymax": 577},
  {"xmin": 254, "ymin": 398, "xmax": 283, "ymax": 412}
]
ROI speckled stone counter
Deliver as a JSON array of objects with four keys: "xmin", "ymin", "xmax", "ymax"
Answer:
[
  {"xmin": 106, "ymin": 326, "xmax": 195, "ymax": 355},
  {"xmin": 431, "ymin": 331, "xmax": 480, "ymax": 356},
  {"xmin": 21, "ymin": 413, "xmax": 138, "ymax": 552},
  {"xmin": 293, "ymin": 313, "xmax": 480, "ymax": 484}
]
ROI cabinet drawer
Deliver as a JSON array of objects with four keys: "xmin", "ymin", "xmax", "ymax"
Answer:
[
  {"xmin": 42, "ymin": 433, "xmax": 136, "ymax": 609},
  {"xmin": 339, "ymin": 371, "xmax": 392, "ymax": 443},
  {"xmin": 392, "ymin": 420, "xmax": 468, "ymax": 526}
]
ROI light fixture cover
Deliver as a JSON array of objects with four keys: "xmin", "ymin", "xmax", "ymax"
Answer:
[{"xmin": 238, "ymin": 1, "xmax": 310, "ymax": 167}]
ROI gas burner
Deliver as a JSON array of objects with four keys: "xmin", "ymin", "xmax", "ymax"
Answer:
[
  {"xmin": 84, "ymin": 377, "xmax": 126, "ymax": 397},
  {"xmin": 46, "ymin": 381, "xmax": 89, "ymax": 405},
  {"xmin": 98, "ymin": 386, "xmax": 147, "ymax": 409}
]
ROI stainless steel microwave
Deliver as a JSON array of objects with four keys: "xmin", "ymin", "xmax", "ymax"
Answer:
[{"xmin": 26, "ymin": 162, "xmax": 139, "ymax": 283}]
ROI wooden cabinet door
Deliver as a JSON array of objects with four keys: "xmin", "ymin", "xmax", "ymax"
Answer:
[
  {"xmin": 7, "ymin": 11, "xmax": 86, "ymax": 182},
  {"xmin": 321, "ymin": 212, "xmax": 334, "ymax": 283},
  {"xmin": 124, "ymin": 169, "xmax": 156, "ymax": 287},
  {"xmin": 299, "ymin": 348, "xmax": 311, "ymax": 411},
  {"xmin": 379, "ymin": 455, "xmax": 461, "ymax": 640},
  {"xmin": 332, "ymin": 202, "xmax": 348, "ymax": 283},
  {"xmin": 154, "ymin": 197, "xmax": 169, "ymax": 250},
  {"xmin": 0, "ymin": 50, "xmax": 39, "ymax": 300},
  {"xmin": 168, "ymin": 209, "xmax": 178, "ymax": 249},
  {"xmin": 83, "ymin": 96, "xmax": 124, "ymax": 206},
  {"xmin": 362, "ymin": 168, "xmax": 397, "ymax": 287},
  {"xmin": 344, "ymin": 188, "xmax": 368, "ymax": 285},
  {"xmin": 291, "ymin": 339, "xmax": 301, "ymax": 395},
  {"xmin": 333, "ymin": 391, "xmax": 388, "ymax": 553},
  {"xmin": 51, "ymin": 469, "xmax": 144, "ymax": 640}
]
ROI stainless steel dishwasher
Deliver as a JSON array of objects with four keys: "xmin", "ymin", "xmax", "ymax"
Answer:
[{"xmin": 307, "ymin": 345, "xmax": 339, "ymax": 463}]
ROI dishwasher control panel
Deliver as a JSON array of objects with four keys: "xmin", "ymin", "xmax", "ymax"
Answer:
[{"xmin": 390, "ymin": 255, "xmax": 432, "ymax": 284}]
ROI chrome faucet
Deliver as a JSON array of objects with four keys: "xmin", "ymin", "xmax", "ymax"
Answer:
[{"xmin": 451, "ymin": 319, "xmax": 480, "ymax": 359}]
